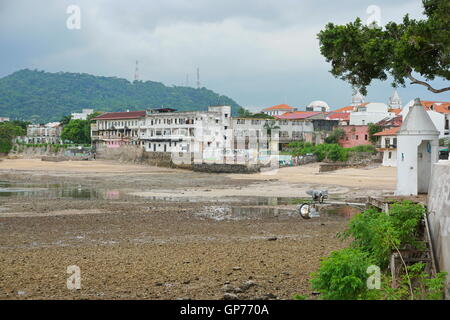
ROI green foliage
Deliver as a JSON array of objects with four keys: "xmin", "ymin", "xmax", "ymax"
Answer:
[
  {"xmin": 61, "ymin": 119, "xmax": 91, "ymax": 144},
  {"xmin": 339, "ymin": 201, "xmax": 425, "ymax": 268},
  {"xmin": 310, "ymin": 247, "xmax": 374, "ymax": 300},
  {"xmin": 313, "ymin": 201, "xmax": 445, "ymax": 300},
  {"xmin": 286, "ymin": 141, "xmax": 349, "ymax": 162},
  {"xmin": 347, "ymin": 144, "xmax": 376, "ymax": 153},
  {"xmin": 317, "ymin": 0, "xmax": 450, "ymax": 95},
  {"xmin": 0, "ymin": 69, "xmax": 241, "ymax": 123},
  {"xmin": 0, "ymin": 122, "xmax": 26, "ymax": 153},
  {"xmin": 237, "ymin": 107, "xmax": 253, "ymax": 118},
  {"xmin": 380, "ymin": 263, "xmax": 447, "ymax": 300},
  {"xmin": 368, "ymin": 123, "xmax": 383, "ymax": 144},
  {"xmin": 324, "ymin": 128, "xmax": 346, "ymax": 144},
  {"xmin": 292, "ymin": 294, "xmax": 308, "ymax": 300}
]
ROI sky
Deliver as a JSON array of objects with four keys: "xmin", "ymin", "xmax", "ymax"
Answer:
[{"xmin": 0, "ymin": 0, "xmax": 449, "ymax": 111}]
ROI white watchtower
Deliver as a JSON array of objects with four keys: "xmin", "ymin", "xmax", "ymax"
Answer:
[{"xmin": 396, "ymin": 98, "xmax": 440, "ymax": 196}]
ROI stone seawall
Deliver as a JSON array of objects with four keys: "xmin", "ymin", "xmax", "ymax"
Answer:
[
  {"xmin": 96, "ymin": 145, "xmax": 176, "ymax": 167},
  {"xmin": 427, "ymin": 160, "xmax": 450, "ymax": 299},
  {"xmin": 193, "ymin": 163, "xmax": 260, "ymax": 173}
]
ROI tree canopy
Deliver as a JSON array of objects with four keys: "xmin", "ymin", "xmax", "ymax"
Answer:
[
  {"xmin": 317, "ymin": 0, "xmax": 449, "ymax": 95},
  {"xmin": 0, "ymin": 69, "xmax": 241, "ymax": 123}
]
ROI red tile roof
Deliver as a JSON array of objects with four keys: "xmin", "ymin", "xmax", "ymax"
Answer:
[
  {"xmin": 92, "ymin": 111, "xmax": 147, "ymax": 120},
  {"xmin": 326, "ymin": 112, "xmax": 350, "ymax": 121},
  {"xmin": 332, "ymin": 105, "xmax": 354, "ymax": 113},
  {"xmin": 389, "ymin": 108, "xmax": 402, "ymax": 115},
  {"xmin": 262, "ymin": 104, "xmax": 295, "ymax": 112},
  {"xmin": 373, "ymin": 127, "xmax": 400, "ymax": 136},
  {"xmin": 376, "ymin": 115, "xmax": 402, "ymax": 127},
  {"xmin": 420, "ymin": 101, "xmax": 450, "ymax": 114},
  {"xmin": 275, "ymin": 111, "xmax": 321, "ymax": 120}
]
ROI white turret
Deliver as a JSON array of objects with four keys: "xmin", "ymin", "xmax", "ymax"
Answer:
[
  {"xmin": 388, "ymin": 89, "xmax": 402, "ymax": 109},
  {"xmin": 351, "ymin": 90, "xmax": 365, "ymax": 106},
  {"xmin": 396, "ymin": 98, "xmax": 440, "ymax": 196}
]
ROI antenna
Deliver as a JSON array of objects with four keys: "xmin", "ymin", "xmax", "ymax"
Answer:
[
  {"xmin": 134, "ymin": 60, "xmax": 139, "ymax": 82},
  {"xmin": 196, "ymin": 67, "xmax": 201, "ymax": 89}
]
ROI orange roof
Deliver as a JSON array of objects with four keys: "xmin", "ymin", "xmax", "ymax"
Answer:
[
  {"xmin": 420, "ymin": 101, "xmax": 450, "ymax": 114},
  {"xmin": 327, "ymin": 112, "xmax": 350, "ymax": 120},
  {"xmin": 389, "ymin": 108, "xmax": 402, "ymax": 115},
  {"xmin": 374, "ymin": 127, "xmax": 400, "ymax": 136},
  {"xmin": 262, "ymin": 104, "xmax": 295, "ymax": 112},
  {"xmin": 332, "ymin": 105, "xmax": 354, "ymax": 113}
]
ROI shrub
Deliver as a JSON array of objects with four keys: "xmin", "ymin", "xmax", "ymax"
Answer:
[
  {"xmin": 339, "ymin": 201, "xmax": 426, "ymax": 268},
  {"xmin": 310, "ymin": 247, "xmax": 374, "ymax": 300}
]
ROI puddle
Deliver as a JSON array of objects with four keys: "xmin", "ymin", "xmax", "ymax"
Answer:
[
  {"xmin": 197, "ymin": 204, "xmax": 361, "ymax": 221},
  {"xmin": 0, "ymin": 180, "xmax": 130, "ymax": 200}
]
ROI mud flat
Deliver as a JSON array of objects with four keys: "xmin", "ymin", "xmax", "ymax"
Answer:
[{"xmin": 0, "ymin": 159, "xmax": 394, "ymax": 299}]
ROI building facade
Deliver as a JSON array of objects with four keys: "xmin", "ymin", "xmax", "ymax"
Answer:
[
  {"xmin": 338, "ymin": 125, "xmax": 371, "ymax": 148},
  {"xmin": 19, "ymin": 122, "xmax": 63, "ymax": 144},
  {"xmin": 374, "ymin": 127, "xmax": 399, "ymax": 167}
]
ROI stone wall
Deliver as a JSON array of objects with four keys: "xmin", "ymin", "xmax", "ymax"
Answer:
[
  {"xmin": 427, "ymin": 160, "xmax": 450, "ymax": 299},
  {"xmin": 96, "ymin": 145, "xmax": 176, "ymax": 167},
  {"xmin": 193, "ymin": 163, "xmax": 260, "ymax": 173}
]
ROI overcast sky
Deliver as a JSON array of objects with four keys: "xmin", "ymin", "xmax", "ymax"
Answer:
[{"xmin": 1, "ymin": 0, "xmax": 449, "ymax": 111}]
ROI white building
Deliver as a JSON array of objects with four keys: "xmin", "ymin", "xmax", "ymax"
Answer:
[
  {"xmin": 388, "ymin": 89, "xmax": 402, "ymax": 109},
  {"xmin": 72, "ymin": 109, "xmax": 94, "ymax": 120},
  {"xmin": 306, "ymin": 100, "xmax": 330, "ymax": 112},
  {"xmin": 19, "ymin": 122, "xmax": 63, "ymax": 144},
  {"xmin": 351, "ymin": 90, "xmax": 365, "ymax": 107},
  {"xmin": 396, "ymin": 98, "xmax": 440, "ymax": 196},
  {"xmin": 261, "ymin": 104, "xmax": 296, "ymax": 116},
  {"xmin": 91, "ymin": 106, "xmax": 334, "ymax": 164},
  {"xmin": 401, "ymin": 100, "xmax": 450, "ymax": 138},
  {"xmin": 349, "ymin": 102, "xmax": 395, "ymax": 125},
  {"xmin": 0, "ymin": 117, "xmax": 10, "ymax": 122},
  {"xmin": 374, "ymin": 127, "xmax": 399, "ymax": 167}
]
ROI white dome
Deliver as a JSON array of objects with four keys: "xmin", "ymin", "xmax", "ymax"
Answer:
[{"xmin": 307, "ymin": 100, "xmax": 330, "ymax": 112}]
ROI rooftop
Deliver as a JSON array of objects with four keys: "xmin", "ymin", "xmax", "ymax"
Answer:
[
  {"xmin": 92, "ymin": 111, "xmax": 147, "ymax": 120},
  {"xmin": 262, "ymin": 104, "xmax": 295, "ymax": 112},
  {"xmin": 275, "ymin": 111, "xmax": 322, "ymax": 120},
  {"xmin": 374, "ymin": 127, "xmax": 400, "ymax": 136}
]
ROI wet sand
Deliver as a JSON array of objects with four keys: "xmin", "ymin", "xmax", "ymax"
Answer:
[{"xmin": 0, "ymin": 159, "xmax": 393, "ymax": 299}]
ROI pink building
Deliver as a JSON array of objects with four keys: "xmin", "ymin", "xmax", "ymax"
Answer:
[{"xmin": 338, "ymin": 125, "xmax": 371, "ymax": 148}]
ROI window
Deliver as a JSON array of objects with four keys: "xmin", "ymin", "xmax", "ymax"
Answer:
[
  {"xmin": 365, "ymin": 134, "xmax": 368, "ymax": 140},
  {"xmin": 356, "ymin": 135, "xmax": 359, "ymax": 140},
  {"xmin": 388, "ymin": 152, "xmax": 392, "ymax": 159}
]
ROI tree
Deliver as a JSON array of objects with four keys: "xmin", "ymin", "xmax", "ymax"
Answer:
[
  {"xmin": 237, "ymin": 107, "xmax": 253, "ymax": 118},
  {"xmin": 317, "ymin": 0, "xmax": 449, "ymax": 95},
  {"xmin": 59, "ymin": 115, "xmax": 72, "ymax": 126},
  {"xmin": 0, "ymin": 122, "xmax": 26, "ymax": 153},
  {"xmin": 61, "ymin": 119, "xmax": 90, "ymax": 144},
  {"xmin": 368, "ymin": 123, "xmax": 383, "ymax": 144},
  {"xmin": 325, "ymin": 128, "xmax": 346, "ymax": 144}
]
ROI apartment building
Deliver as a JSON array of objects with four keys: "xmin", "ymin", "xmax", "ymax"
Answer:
[
  {"xmin": 20, "ymin": 122, "xmax": 63, "ymax": 144},
  {"xmin": 91, "ymin": 106, "xmax": 338, "ymax": 164}
]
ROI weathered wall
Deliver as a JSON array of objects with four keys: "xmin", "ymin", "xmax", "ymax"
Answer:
[
  {"xmin": 427, "ymin": 160, "xmax": 450, "ymax": 299},
  {"xmin": 96, "ymin": 145, "xmax": 176, "ymax": 167},
  {"xmin": 10, "ymin": 145, "xmax": 66, "ymax": 159},
  {"xmin": 193, "ymin": 163, "xmax": 260, "ymax": 173}
]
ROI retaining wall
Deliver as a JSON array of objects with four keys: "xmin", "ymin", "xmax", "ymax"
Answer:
[{"xmin": 427, "ymin": 160, "xmax": 450, "ymax": 299}]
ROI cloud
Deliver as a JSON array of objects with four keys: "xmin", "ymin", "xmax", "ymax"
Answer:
[{"xmin": 1, "ymin": 0, "xmax": 448, "ymax": 109}]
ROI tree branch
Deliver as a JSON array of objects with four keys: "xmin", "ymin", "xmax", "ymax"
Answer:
[{"xmin": 406, "ymin": 67, "xmax": 450, "ymax": 93}]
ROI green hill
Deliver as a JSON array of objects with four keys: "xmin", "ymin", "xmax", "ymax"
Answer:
[{"xmin": 0, "ymin": 69, "xmax": 241, "ymax": 123}]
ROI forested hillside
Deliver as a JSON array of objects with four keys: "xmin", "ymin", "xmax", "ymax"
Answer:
[{"xmin": 0, "ymin": 69, "xmax": 241, "ymax": 123}]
